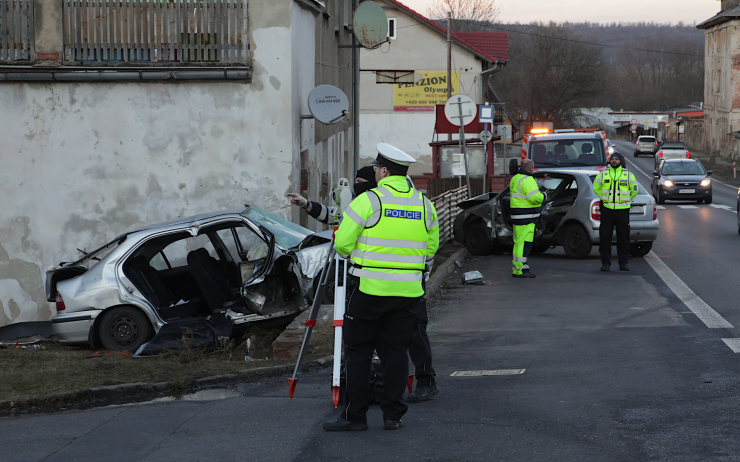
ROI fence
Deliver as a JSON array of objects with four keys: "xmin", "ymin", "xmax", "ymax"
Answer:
[
  {"xmin": 0, "ymin": 0, "xmax": 34, "ymax": 62},
  {"xmin": 430, "ymin": 186, "xmax": 468, "ymax": 244},
  {"xmin": 425, "ymin": 178, "xmax": 483, "ymax": 198},
  {"xmin": 62, "ymin": 0, "xmax": 248, "ymax": 64}
]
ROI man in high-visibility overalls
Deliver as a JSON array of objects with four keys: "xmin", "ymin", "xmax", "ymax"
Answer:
[
  {"xmin": 593, "ymin": 152, "xmax": 638, "ymax": 271},
  {"xmin": 510, "ymin": 159, "xmax": 545, "ymax": 278},
  {"xmin": 323, "ymin": 143, "xmax": 439, "ymax": 432}
]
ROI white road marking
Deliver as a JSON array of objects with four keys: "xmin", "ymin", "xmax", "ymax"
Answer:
[
  {"xmin": 709, "ymin": 204, "xmax": 733, "ymax": 210},
  {"xmin": 450, "ymin": 369, "xmax": 525, "ymax": 377},
  {"xmin": 722, "ymin": 339, "xmax": 740, "ymax": 353},
  {"xmin": 656, "ymin": 205, "xmax": 666, "ymax": 209},
  {"xmin": 677, "ymin": 205, "xmax": 698, "ymax": 209},
  {"xmin": 644, "ymin": 251, "xmax": 733, "ymax": 329}
]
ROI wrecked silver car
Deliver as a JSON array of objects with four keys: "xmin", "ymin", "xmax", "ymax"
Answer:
[
  {"xmin": 454, "ymin": 170, "xmax": 659, "ymax": 259},
  {"xmin": 46, "ymin": 206, "xmax": 331, "ymax": 352}
]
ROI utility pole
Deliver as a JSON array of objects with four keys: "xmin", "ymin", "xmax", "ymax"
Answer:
[
  {"xmin": 447, "ymin": 11, "xmax": 452, "ymax": 142},
  {"xmin": 352, "ymin": 0, "xmax": 360, "ymax": 173}
]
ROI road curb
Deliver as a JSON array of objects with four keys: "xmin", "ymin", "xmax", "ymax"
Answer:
[
  {"xmin": 427, "ymin": 246, "xmax": 468, "ymax": 301},
  {"xmin": 0, "ymin": 355, "xmax": 335, "ymax": 414}
]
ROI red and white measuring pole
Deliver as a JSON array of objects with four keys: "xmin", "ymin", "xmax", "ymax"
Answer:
[{"xmin": 331, "ymin": 254, "xmax": 348, "ymax": 407}]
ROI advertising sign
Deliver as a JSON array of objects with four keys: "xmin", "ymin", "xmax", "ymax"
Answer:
[
  {"xmin": 393, "ymin": 71, "xmax": 460, "ymax": 111},
  {"xmin": 612, "ymin": 114, "xmax": 632, "ymax": 123},
  {"xmin": 452, "ymin": 153, "xmax": 466, "ymax": 176}
]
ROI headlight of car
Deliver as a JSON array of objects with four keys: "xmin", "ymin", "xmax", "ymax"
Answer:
[
  {"xmin": 664, "ymin": 180, "xmax": 674, "ymax": 187},
  {"xmin": 701, "ymin": 179, "xmax": 711, "ymax": 187}
]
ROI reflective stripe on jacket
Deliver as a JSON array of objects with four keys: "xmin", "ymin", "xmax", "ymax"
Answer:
[
  {"xmin": 510, "ymin": 172, "xmax": 545, "ymax": 225},
  {"xmin": 593, "ymin": 166, "xmax": 638, "ymax": 210},
  {"xmin": 334, "ymin": 175, "xmax": 440, "ymax": 298}
]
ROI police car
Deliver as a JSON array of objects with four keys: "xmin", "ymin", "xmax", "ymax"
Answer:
[{"xmin": 523, "ymin": 129, "xmax": 608, "ymax": 171}]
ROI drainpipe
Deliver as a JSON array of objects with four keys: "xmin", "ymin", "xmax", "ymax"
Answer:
[{"xmin": 478, "ymin": 61, "xmax": 504, "ymax": 104}]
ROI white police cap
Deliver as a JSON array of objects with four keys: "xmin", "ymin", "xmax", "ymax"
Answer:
[{"xmin": 373, "ymin": 143, "xmax": 416, "ymax": 169}]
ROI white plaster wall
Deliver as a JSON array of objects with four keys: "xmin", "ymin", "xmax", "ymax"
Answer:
[
  {"xmin": 359, "ymin": 113, "xmax": 436, "ymax": 176},
  {"xmin": 0, "ymin": 16, "xmax": 301, "ymax": 326}
]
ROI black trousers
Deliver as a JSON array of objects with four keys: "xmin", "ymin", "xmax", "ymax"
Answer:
[
  {"xmin": 408, "ymin": 299, "xmax": 436, "ymax": 388},
  {"xmin": 599, "ymin": 206, "xmax": 630, "ymax": 266},
  {"xmin": 341, "ymin": 288, "xmax": 419, "ymax": 423}
]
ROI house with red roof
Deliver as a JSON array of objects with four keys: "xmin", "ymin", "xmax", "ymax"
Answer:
[{"xmin": 359, "ymin": 0, "xmax": 508, "ymax": 176}]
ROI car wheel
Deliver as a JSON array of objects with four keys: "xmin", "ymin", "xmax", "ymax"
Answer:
[
  {"xmin": 99, "ymin": 306, "xmax": 153, "ymax": 353},
  {"xmin": 634, "ymin": 151, "xmax": 638, "ymax": 157},
  {"xmin": 463, "ymin": 220, "xmax": 495, "ymax": 256},
  {"xmin": 705, "ymin": 195, "xmax": 712, "ymax": 204},
  {"xmin": 562, "ymin": 224, "xmax": 592, "ymax": 259},
  {"xmin": 629, "ymin": 242, "xmax": 653, "ymax": 257}
]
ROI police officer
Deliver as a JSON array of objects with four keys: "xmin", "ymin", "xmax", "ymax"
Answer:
[
  {"xmin": 510, "ymin": 159, "xmax": 545, "ymax": 278},
  {"xmin": 593, "ymin": 152, "xmax": 638, "ymax": 271},
  {"xmin": 323, "ymin": 143, "xmax": 439, "ymax": 431},
  {"xmin": 286, "ymin": 166, "xmax": 377, "ymax": 224}
]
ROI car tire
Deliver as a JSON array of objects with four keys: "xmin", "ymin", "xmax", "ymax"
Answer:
[
  {"xmin": 634, "ymin": 151, "xmax": 638, "ymax": 157},
  {"xmin": 629, "ymin": 242, "xmax": 652, "ymax": 257},
  {"xmin": 657, "ymin": 189, "xmax": 665, "ymax": 204},
  {"xmin": 562, "ymin": 224, "xmax": 591, "ymax": 259},
  {"xmin": 99, "ymin": 306, "xmax": 153, "ymax": 353},
  {"xmin": 463, "ymin": 220, "xmax": 495, "ymax": 256},
  {"xmin": 705, "ymin": 195, "xmax": 712, "ymax": 204}
]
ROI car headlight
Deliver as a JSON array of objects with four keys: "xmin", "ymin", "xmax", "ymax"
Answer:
[
  {"xmin": 664, "ymin": 180, "xmax": 674, "ymax": 187},
  {"xmin": 701, "ymin": 179, "xmax": 711, "ymax": 187}
]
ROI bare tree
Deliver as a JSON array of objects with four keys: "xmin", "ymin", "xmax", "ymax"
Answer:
[
  {"xmin": 426, "ymin": 0, "xmax": 500, "ymax": 32},
  {"xmin": 491, "ymin": 25, "xmax": 605, "ymax": 131}
]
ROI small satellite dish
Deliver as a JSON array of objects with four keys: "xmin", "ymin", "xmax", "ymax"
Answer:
[
  {"xmin": 308, "ymin": 85, "xmax": 349, "ymax": 125},
  {"xmin": 444, "ymin": 94, "xmax": 476, "ymax": 127},
  {"xmin": 353, "ymin": 1, "xmax": 388, "ymax": 49}
]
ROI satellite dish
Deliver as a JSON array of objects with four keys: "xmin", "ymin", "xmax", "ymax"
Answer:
[
  {"xmin": 308, "ymin": 85, "xmax": 349, "ymax": 124},
  {"xmin": 444, "ymin": 94, "xmax": 476, "ymax": 127},
  {"xmin": 353, "ymin": 1, "xmax": 388, "ymax": 49}
]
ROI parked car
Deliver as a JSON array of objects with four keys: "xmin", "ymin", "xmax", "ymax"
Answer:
[
  {"xmin": 652, "ymin": 159, "xmax": 712, "ymax": 204},
  {"xmin": 47, "ymin": 206, "xmax": 332, "ymax": 352},
  {"xmin": 634, "ymin": 135, "xmax": 658, "ymax": 157},
  {"xmin": 454, "ymin": 169, "xmax": 659, "ymax": 259},
  {"xmin": 654, "ymin": 141, "xmax": 690, "ymax": 168},
  {"xmin": 525, "ymin": 132, "xmax": 608, "ymax": 170}
]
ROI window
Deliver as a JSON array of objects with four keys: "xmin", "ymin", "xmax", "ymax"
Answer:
[
  {"xmin": 161, "ymin": 235, "xmax": 218, "ymax": 268},
  {"xmin": 388, "ymin": 18, "xmax": 396, "ymax": 39}
]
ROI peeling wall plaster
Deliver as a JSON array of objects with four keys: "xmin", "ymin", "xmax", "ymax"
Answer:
[{"xmin": 0, "ymin": 12, "xmax": 316, "ymax": 327}]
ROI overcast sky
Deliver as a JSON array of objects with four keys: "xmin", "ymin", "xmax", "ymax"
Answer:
[{"xmin": 399, "ymin": 0, "xmax": 720, "ymax": 25}]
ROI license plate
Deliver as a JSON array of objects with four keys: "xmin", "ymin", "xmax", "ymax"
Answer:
[
  {"xmin": 630, "ymin": 206, "xmax": 644, "ymax": 214},
  {"xmin": 679, "ymin": 189, "xmax": 695, "ymax": 194}
]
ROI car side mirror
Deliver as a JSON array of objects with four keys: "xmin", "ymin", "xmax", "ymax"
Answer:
[{"xmin": 707, "ymin": 171, "xmax": 713, "ymax": 176}]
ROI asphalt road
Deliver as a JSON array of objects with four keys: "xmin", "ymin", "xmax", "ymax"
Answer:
[{"xmin": 4, "ymin": 143, "xmax": 740, "ymax": 461}]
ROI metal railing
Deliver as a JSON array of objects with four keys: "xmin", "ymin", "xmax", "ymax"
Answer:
[
  {"xmin": 0, "ymin": 0, "xmax": 34, "ymax": 62},
  {"xmin": 430, "ymin": 186, "xmax": 468, "ymax": 244},
  {"xmin": 62, "ymin": 0, "xmax": 249, "ymax": 64}
]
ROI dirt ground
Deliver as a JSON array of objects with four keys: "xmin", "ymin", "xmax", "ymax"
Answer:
[{"xmin": 0, "ymin": 319, "xmax": 336, "ymax": 413}]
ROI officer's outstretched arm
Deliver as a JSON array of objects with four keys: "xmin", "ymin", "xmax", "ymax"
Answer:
[{"xmin": 334, "ymin": 195, "xmax": 372, "ymax": 257}]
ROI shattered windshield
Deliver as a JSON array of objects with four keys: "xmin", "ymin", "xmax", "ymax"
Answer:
[
  {"xmin": 241, "ymin": 207, "xmax": 312, "ymax": 250},
  {"xmin": 531, "ymin": 138, "xmax": 606, "ymax": 168}
]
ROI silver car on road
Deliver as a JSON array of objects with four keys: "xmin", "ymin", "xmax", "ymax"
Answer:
[
  {"xmin": 47, "ymin": 206, "xmax": 331, "ymax": 352},
  {"xmin": 454, "ymin": 169, "xmax": 659, "ymax": 258}
]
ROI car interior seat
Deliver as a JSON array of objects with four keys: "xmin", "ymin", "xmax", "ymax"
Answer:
[
  {"xmin": 533, "ymin": 144, "xmax": 548, "ymax": 163},
  {"xmin": 187, "ymin": 249, "xmax": 248, "ymax": 313},
  {"xmin": 553, "ymin": 145, "xmax": 568, "ymax": 162},
  {"xmin": 578, "ymin": 143, "xmax": 596, "ymax": 163},
  {"xmin": 124, "ymin": 255, "xmax": 205, "ymax": 319}
]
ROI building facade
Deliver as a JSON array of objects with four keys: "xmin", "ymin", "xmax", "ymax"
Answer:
[
  {"xmin": 698, "ymin": 0, "xmax": 740, "ymax": 159},
  {"xmin": 0, "ymin": 0, "xmax": 352, "ymax": 327}
]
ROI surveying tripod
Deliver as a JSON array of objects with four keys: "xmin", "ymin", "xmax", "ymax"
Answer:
[{"xmin": 288, "ymin": 228, "xmax": 348, "ymax": 406}]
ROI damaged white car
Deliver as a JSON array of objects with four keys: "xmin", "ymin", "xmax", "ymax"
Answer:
[{"xmin": 46, "ymin": 206, "xmax": 331, "ymax": 353}]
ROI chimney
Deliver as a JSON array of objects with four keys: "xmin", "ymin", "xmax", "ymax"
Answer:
[{"xmin": 722, "ymin": 0, "xmax": 740, "ymax": 11}]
